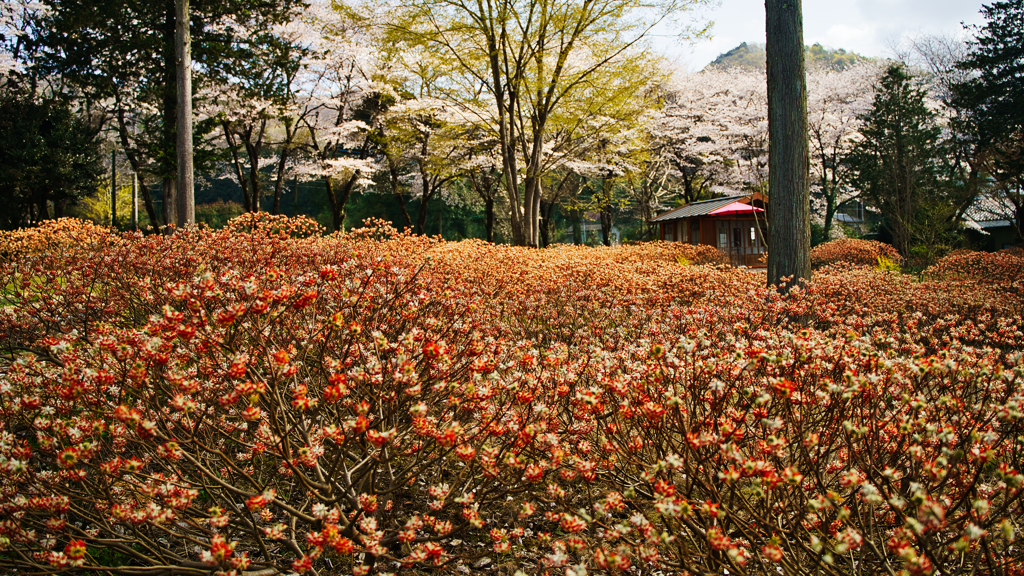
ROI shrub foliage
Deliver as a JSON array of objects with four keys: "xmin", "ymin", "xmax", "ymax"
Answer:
[
  {"xmin": 810, "ymin": 238, "xmax": 904, "ymax": 269},
  {"xmin": 1, "ymin": 217, "xmax": 1023, "ymax": 576}
]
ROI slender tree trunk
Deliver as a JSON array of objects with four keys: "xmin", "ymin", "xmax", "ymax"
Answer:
[
  {"xmin": 387, "ymin": 157, "xmax": 412, "ymax": 229},
  {"xmin": 416, "ymin": 191, "xmax": 430, "ymax": 234},
  {"xmin": 766, "ymin": 0, "xmax": 811, "ymax": 288},
  {"xmin": 175, "ymin": 0, "xmax": 194, "ymax": 227},
  {"xmin": 271, "ymin": 120, "xmax": 294, "ymax": 215},
  {"xmin": 131, "ymin": 173, "xmax": 138, "ymax": 229},
  {"xmin": 115, "ymin": 107, "xmax": 160, "ymax": 227},
  {"xmin": 484, "ymin": 197, "xmax": 495, "ymax": 243},
  {"xmin": 163, "ymin": 178, "xmax": 177, "ymax": 227},
  {"xmin": 324, "ymin": 177, "xmax": 341, "ymax": 232},
  {"xmin": 162, "ymin": 3, "xmax": 177, "ymax": 226},
  {"xmin": 222, "ymin": 121, "xmax": 252, "ymax": 211},
  {"xmin": 110, "ymin": 150, "xmax": 118, "ymax": 228},
  {"xmin": 539, "ymin": 200, "xmax": 551, "ymax": 247},
  {"xmin": 335, "ymin": 173, "xmax": 358, "ymax": 231},
  {"xmin": 245, "ymin": 121, "xmax": 266, "ymax": 212},
  {"xmin": 324, "ymin": 173, "xmax": 360, "ymax": 232}
]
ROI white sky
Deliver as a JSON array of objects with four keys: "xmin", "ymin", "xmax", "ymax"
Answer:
[{"xmin": 654, "ymin": 0, "xmax": 990, "ymax": 70}]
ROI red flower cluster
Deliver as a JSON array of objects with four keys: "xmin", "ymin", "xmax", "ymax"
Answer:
[
  {"xmin": 0, "ymin": 217, "xmax": 1022, "ymax": 576},
  {"xmin": 810, "ymin": 238, "xmax": 904, "ymax": 268}
]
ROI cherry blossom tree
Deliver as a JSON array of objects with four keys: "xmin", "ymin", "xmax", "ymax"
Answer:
[
  {"xmin": 806, "ymin": 62, "xmax": 880, "ymax": 239},
  {"xmin": 388, "ymin": 0, "xmax": 713, "ymax": 247}
]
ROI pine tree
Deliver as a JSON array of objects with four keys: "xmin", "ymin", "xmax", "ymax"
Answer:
[
  {"xmin": 954, "ymin": 0, "xmax": 1024, "ymax": 241},
  {"xmin": 845, "ymin": 65, "xmax": 948, "ymax": 259}
]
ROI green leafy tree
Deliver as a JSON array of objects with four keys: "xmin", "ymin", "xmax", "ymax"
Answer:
[
  {"xmin": 846, "ymin": 65, "xmax": 955, "ymax": 259},
  {"xmin": 954, "ymin": 0, "xmax": 1024, "ymax": 241},
  {"xmin": 0, "ymin": 83, "xmax": 104, "ymax": 230},
  {"xmin": 24, "ymin": 0, "xmax": 307, "ymax": 226},
  {"xmin": 388, "ymin": 0, "xmax": 710, "ymax": 247}
]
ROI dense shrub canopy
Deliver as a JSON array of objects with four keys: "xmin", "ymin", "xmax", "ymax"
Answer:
[
  {"xmin": 810, "ymin": 238, "xmax": 903, "ymax": 269},
  {"xmin": 1, "ymin": 217, "xmax": 1023, "ymax": 576}
]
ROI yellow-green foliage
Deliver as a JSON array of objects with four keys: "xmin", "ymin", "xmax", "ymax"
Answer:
[
  {"xmin": 876, "ymin": 255, "xmax": 900, "ymax": 272},
  {"xmin": 66, "ymin": 184, "xmax": 137, "ymax": 227}
]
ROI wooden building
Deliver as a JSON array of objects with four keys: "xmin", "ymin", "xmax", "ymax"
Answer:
[{"xmin": 651, "ymin": 194, "xmax": 767, "ymax": 267}]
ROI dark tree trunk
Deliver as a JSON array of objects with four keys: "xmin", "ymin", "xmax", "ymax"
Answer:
[
  {"xmin": 387, "ymin": 157, "xmax": 412, "ymax": 230},
  {"xmin": 416, "ymin": 193, "xmax": 430, "ymax": 235},
  {"xmin": 766, "ymin": 0, "xmax": 811, "ymax": 288},
  {"xmin": 484, "ymin": 197, "xmax": 494, "ymax": 243},
  {"xmin": 1016, "ymin": 200, "xmax": 1024, "ymax": 243},
  {"xmin": 539, "ymin": 200, "xmax": 551, "ymax": 247},
  {"xmin": 117, "ymin": 108, "xmax": 160, "ymax": 227},
  {"xmin": 324, "ymin": 173, "xmax": 359, "ymax": 232},
  {"xmin": 600, "ymin": 206, "xmax": 613, "ymax": 246},
  {"xmin": 271, "ymin": 120, "xmax": 294, "ymax": 215},
  {"xmin": 174, "ymin": 0, "xmax": 194, "ymax": 227},
  {"xmin": 161, "ymin": 3, "xmax": 177, "ymax": 226},
  {"xmin": 223, "ymin": 123, "xmax": 252, "ymax": 211},
  {"xmin": 163, "ymin": 178, "xmax": 177, "ymax": 227}
]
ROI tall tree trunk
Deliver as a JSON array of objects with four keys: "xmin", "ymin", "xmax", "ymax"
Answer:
[
  {"xmin": 222, "ymin": 122, "xmax": 252, "ymax": 211},
  {"xmin": 324, "ymin": 173, "xmax": 360, "ymax": 232},
  {"xmin": 115, "ymin": 108, "xmax": 158, "ymax": 225},
  {"xmin": 271, "ymin": 120, "xmax": 294, "ymax": 215},
  {"xmin": 324, "ymin": 177, "xmax": 341, "ymax": 232},
  {"xmin": 110, "ymin": 150, "xmax": 118, "ymax": 227},
  {"xmin": 37, "ymin": 197, "xmax": 49, "ymax": 221},
  {"xmin": 416, "ymin": 193, "xmax": 430, "ymax": 235},
  {"xmin": 766, "ymin": 0, "xmax": 811, "ymax": 288},
  {"xmin": 539, "ymin": 199, "xmax": 551, "ymax": 247},
  {"xmin": 116, "ymin": 108, "xmax": 160, "ymax": 227},
  {"xmin": 175, "ymin": 0, "xmax": 194, "ymax": 227},
  {"xmin": 484, "ymin": 197, "xmax": 494, "ymax": 243},
  {"xmin": 162, "ymin": 3, "xmax": 177, "ymax": 226},
  {"xmin": 163, "ymin": 178, "xmax": 177, "ymax": 227},
  {"xmin": 387, "ymin": 157, "xmax": 412, "ymax": 229},
  {"xmin": 245, "ymin": 121, "xmax": 266, "ymax": 212}
]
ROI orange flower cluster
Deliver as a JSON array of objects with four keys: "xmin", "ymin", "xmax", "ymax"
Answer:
[
  {"xmin": 0, "ymin": 217, "xmax": 1022, "ymax": 576},
  {"xmin": 925, "ymin": 248, "xmax": 1024, "ymax": 284},
  {"xmin": 810, "ymin": 238, "xmax": 904, "ymax": 268}
]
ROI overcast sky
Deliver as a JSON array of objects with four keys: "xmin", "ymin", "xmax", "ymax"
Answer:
[{"xmin": 656, "ymin": 0, "xmax": 991, "ymax": 70}]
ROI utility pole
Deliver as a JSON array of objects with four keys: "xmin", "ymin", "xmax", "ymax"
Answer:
[
  {"xmin": 175, "ymin": 0, "xmax": 195, "ymax": 226},
  {"xmin": 131, "ymin": 173, "xmax": 139, "ymax": 229},
  {"xmin": 110, "ymin": 150, "xmax": 117, "ymax": 228},
  {"xmin": 765, "ymin": 0, "xmax": 811, "ymax": 289}
]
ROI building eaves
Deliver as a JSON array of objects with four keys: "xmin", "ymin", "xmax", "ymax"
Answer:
[{"xmin": 650, "ymin": 195, "xmax": 749, "ymax": 223}]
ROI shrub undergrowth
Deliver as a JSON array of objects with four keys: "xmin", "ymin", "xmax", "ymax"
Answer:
[{"xmin": 1, "ymin": 217, "xmax": 1022, "ymax": 576}]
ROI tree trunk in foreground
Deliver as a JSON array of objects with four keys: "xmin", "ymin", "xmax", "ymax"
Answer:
[
  {"xmin": 175, "ymin": 0, "xmax": 194, "ymax": 226},
  {"xmin": 766, "ymin": 0, "xmax": 811, "ymax": 288}
]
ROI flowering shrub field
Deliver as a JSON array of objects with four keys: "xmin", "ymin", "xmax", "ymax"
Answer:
[
  {"xmin": 1, "ymin": 216, "xmax": 1023, "ymax": 576},
  {"xmin": 925, "ymin": 249, "xmax": 1024, "ymax": 284},
  {"xmin": 810, "ymin": 238, "xmax": 904, "ymax": 269}
]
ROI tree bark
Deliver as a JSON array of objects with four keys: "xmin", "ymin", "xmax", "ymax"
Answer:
[
  {"xmin": 115, "ymin": 107, "xmax": 160, "ymax": 227},
  {"xmin": 271, "ymin": 119, "xmax": 294, "ymax": 215},
  {"xmin": 387, "ymin": 156, "xmax": 412, "ymax": 229},
  {"xmin": 222, "ymin": 121, "xmax": 252, "ymax": 211},
  {"xmin": 484, "ymin": 197, "xmax": 495, "ymax": 243},
  {"xmin": 162, "ymin": 4, "xmax": 176, "ymax": 227},
  {"xmin": 110, "ymin": 149, "xmax": 117, "ymax": 227},
  {"xmin": 163, "ymin": 178, "xmax": 177, "ymax": 227},
  {"xmin": 175, "ymin": 0, "xmax": 194, "ymax": 226},
  {"xmin": 766, "ymin": 0, "xmax": 811, "ymax": 288},
  {"xmin": 324, "ymin": 173, "xmax": 359, "ymax": 232}
]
